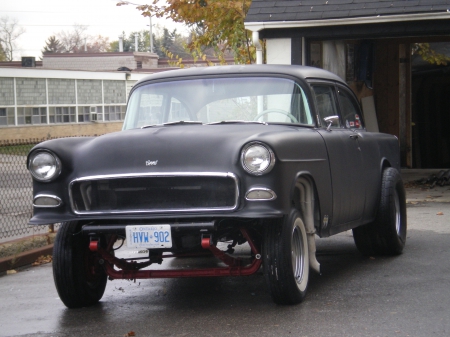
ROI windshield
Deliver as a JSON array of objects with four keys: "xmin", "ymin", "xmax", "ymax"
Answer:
[{"xmin": 123, "ymin": 76, "xmax": 314, "ymax": 130}]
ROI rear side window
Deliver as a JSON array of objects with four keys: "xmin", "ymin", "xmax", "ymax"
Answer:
[
  {"xmin": 337, "ymin": 87, "xmax": 364, "ymax": 129},
  {"xmin": 312, "ymin": 85, "xmax": 340, "ymax": 128}
]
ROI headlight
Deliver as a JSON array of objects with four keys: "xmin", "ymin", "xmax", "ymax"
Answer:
[
  {"xmin": 241, "ymin": 142, "xmax": 275, "ymax": 175},
  {"xmin": 28, "ymin": 150, "xmax": 61, "ymax": 182}
]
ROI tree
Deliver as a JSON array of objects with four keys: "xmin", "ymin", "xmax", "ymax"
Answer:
[
  {"xmin": 0, "ymin": 43, "xmax": 7, "ymax": 61},
  {"xmin": 110, "ymin": 31, "xmax": 146, "ymax": 52},
  {"xmin": 78, "ymin": 35, "xmax": 111, "ymax": 53},
  {"xmin": 41, "ymin": 36, "xmax": 63, "ymax": 55},
  {"xmin": 154, "ymin": 28, "xmax": 190, "ymax": 59},
  {"xmin": 117, "ymin": 0, "xmax": 255, "ymax": 64},
  {"xmin": 46, "ymin": 25, "xmax": 111, "ymax": 54},
  {"xmin": 56, "ymin": 24, "xmax": 88, "ymax": 53},
  {"xmin": 413, "ymin": 43, "xmax": 450, "ymax": 66},
  {"xmin": 109, "ymin": 28, "xmax": 190, "ymax": 59},
  {"xmin": 0, "ymin": 16, "xmax": 25, "ymax": 61}
]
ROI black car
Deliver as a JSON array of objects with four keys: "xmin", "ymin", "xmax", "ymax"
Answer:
[{"xmin": 27, "ymin": 65, "xmax": 406, "ymax": 308}]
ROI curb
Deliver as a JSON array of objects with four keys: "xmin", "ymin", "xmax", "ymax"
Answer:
[{"xmin": 0, "ymin": 244, "xmax": 53, "ymax": 274}]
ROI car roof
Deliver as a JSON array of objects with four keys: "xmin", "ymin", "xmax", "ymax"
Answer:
[{"xmin": 134, "ymin": 64, "xmax": 346, "ymax": 86}]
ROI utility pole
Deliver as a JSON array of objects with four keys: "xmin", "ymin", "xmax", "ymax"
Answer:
[{"xmin": 149, "ymin": 16, "xmax": 153, "ymax": 53}]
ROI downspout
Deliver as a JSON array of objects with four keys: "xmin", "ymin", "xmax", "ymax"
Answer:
[{"xmin": 252, "ymin": 31, "xmax": 263, "ymax": 65}]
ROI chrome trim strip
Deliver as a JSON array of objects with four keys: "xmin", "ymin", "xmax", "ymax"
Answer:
[
  {"xmin": 245, "ymin": 187, "xmax": 277, "ymax": 201},
  {"xmin": 69, "ymin": 172, "xmax": 240, "ymax": 215},
  {"xmin": 33, "ymin": 194, "xmax": 63, "ymax": 208}
]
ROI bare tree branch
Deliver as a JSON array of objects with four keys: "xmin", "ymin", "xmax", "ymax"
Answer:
[
  {"xmin": 0, "ymin": 16, "xmax": 25, "ymax": 61},
  {"xmin": 56, "ymin": 24, "xmax": 89, "ymax": 53}
]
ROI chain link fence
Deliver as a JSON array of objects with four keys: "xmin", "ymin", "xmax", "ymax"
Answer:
[{"xmin": 0, "ymin": 139, "xmax": 56, "ymax": 243}]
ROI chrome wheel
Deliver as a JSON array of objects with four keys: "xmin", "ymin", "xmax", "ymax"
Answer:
[
  {"xmin": 292, "ymin": 225, "xmax": 305, "ymax": 285},
  {"xmin": 394, "ymin": 190, "xmax": 401, "ymax": 237},
  {"xmin": 264, "ymin": 211, "xmax": 310, "ymax": 304}
]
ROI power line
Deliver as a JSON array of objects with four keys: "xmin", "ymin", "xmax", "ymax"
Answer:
[{"xmin": 18, "ymin": 24, "xmax": 143, "ymax": 27}]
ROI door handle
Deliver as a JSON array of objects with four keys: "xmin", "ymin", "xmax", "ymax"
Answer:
[{"xmin": 349, "ymin": 134, "xmax": 359, "ymax": 139}]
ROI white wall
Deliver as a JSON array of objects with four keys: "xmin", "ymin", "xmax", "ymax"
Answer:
[{"xmin": 266, "ymin": 38, "xmax": 291, "ymax": 65}]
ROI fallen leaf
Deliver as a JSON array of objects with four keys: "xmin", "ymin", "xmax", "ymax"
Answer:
[
  {"xmin": 124, "ymin": 331, "xmax": 135, "ymax": 337},
  {"xmin": 32, "ymin": 255, "xmax": 52, "ymax": 266},
  {"xmin": 6, "ymin": 270, "xmax": 17, "ymax": 275},
  {"xmin": 437, "ymin": 212, "xmax": 444, "ymax": 215}
]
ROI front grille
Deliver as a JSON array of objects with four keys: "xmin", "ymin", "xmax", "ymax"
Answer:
[{"xmin": 69, "ymin": 173, "xmax": 239, "ymax": 214}]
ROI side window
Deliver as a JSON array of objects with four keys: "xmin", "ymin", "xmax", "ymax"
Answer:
[
  {"xmin": 337, "ymin": 88, "xmax": 363, "ymax": 129},
  {"xmin": 312, "ymin": 85, "xmax": 340, "ymax": 128}
]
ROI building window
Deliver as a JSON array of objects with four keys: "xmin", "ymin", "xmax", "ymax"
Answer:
[
  {"xmin": 0, "ymin": 108, "xmax": 7, "ymax": 126},
  {"xmin": 310, "ymin": 42, "xmax": 322, "ymax": 68},
  {"xmin": 49, "ymin": 107, "xmax": 76, "ymax": 123},
  {"xmin": 104, "ymin": 105, "xmax": 126, "ymax": 121},
  {"xmin": 78, "ymin": 106, "xmax": 103, "ymax": 122},
  {"xmin": 0, "ymin": 107, "xmax": 19, "ymax": 126},
  {"xmin": 17, "ymin": 107, "xmax": 47, "ymax": 125},
  {"xmin": 32, "ymin": 107, "xmax": 47, "ymax": 124}
]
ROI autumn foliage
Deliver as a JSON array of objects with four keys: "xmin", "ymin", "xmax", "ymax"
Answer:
[{"xmin": 118, "ymin": 0, "xmax": 255, "ymax": 65}]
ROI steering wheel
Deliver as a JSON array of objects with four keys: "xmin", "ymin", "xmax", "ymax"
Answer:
[{"xmin": 253, "ymin": 109, "xmax": 299, "ymax": 123}]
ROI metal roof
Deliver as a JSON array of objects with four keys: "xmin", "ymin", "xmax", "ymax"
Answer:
[
  {"xmin": 134, "ymin": 64, "xmax": 345, "ymax": 86},
  {"xmin": 245, "ymin": 0, "xmax": 450, "ymax": 23}
]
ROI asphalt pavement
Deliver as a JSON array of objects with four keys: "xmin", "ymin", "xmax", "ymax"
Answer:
[{"xmin": 0, "ymin": 169, "xmax": 449, "ymax": 337}]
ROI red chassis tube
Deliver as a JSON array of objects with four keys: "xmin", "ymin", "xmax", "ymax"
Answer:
[{"xmin": 89, "ymin": 228, "xmax": 262, "ymax": 279}]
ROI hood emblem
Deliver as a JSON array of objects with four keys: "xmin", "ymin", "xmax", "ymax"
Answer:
[{"xmin": 146, "ymin": 160, "xmax": 158, "ymax": 166}]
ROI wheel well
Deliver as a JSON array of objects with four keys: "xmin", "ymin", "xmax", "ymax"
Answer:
[
  {"xmin": 291, "ymin": 175, "xmax": 321, "ymax": 233},
  {"xmin": 381, "ymin": 158, "xmax": 391, "ymax": 173}
]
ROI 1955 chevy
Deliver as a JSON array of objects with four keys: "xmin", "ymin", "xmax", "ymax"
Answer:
[{"xmin": 27, "ymin": 65, "xmax": 407, "ymax": 308}]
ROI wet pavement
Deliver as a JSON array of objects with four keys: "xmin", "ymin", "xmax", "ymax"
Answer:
[{"xmin": 0, "ymin": 169, "xmax": 449, "ymax": 337}]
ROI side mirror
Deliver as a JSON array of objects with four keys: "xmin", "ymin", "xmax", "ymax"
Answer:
[{"xmin": 323, "ymin": 115, "xmax": 339, "ymax": 131}]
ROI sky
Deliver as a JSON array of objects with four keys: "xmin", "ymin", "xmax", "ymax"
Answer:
[{"xmin": 0, "ymin": 0, "xmax": 186, "ymax": 60}]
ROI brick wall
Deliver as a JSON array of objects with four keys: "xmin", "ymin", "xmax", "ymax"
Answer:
[
  {"xmin": 0, "ymin": 122, "xmax": 123, "ymax": 142},
  {"xmin": 43, "ymin": 55, "xmax": 137, "ymax": 71}
]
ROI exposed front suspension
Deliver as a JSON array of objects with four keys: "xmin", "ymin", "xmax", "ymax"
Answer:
[{"xmin": 89, "ymin": 228, "xmax": 262, "ymax": 279}]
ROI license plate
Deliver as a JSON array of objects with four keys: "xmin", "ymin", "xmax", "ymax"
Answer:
[{"xmin": 126, "ymin": 225, "xmax": 172, "ymax": 248}]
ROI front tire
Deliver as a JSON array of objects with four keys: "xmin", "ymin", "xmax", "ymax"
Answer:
[
  {"xmin": 353, "ymin": 167, "xmax": 407, "ymax": 255},
  {"xmin": 53, "ymin": 221, "xmax": 107, "ymax": 308},
  {"xmin": 263, "ymin": 210, "xmax": 309, "ymax": 305}
]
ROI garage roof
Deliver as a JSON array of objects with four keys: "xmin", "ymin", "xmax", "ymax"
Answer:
[{"xmin": 245, "ymin": 0, "xmax": 450, "ymax": 23}]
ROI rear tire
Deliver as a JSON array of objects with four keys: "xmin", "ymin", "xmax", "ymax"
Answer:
[
  {"xmin": 353, "ymin": 167, "xmax": 407, "ymax": 255},
  {"xmin": 263, "ymin": 210, "xmax": 309, "ymax": 305},
  {"xmin": 53, "ymin": 221, "xmax": 107, "ymax": 308}
]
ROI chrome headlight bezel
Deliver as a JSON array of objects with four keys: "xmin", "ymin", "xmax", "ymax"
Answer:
[
  {"xmin": 28, "ymin": 150, "xmax": 62, "ymax": 182},
  {"xmin": 241, "ymin": 142, "xmax": 275, "ymax": 176}
]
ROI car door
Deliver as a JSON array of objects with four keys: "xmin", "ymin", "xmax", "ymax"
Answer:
[{"xmin": 312, "ymin": 83, "xmax": 366, "ymax": 229}]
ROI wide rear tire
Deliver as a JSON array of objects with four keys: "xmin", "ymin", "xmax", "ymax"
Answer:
[
  {"xmin": 53, "ymin": 221, "xmax": 107, "ymax": 308},
  {"xmin": 263, "ymin": 210, "xmax": 309, "ymax": 305},
  {"xmin": 353, "ymin": 167, "xmax": 407, "ymax": 256}
]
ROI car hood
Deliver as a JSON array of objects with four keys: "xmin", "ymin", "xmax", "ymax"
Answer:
[{"xmin": 32, "ymin": 124, "xmax": 320, "ymax": 177}]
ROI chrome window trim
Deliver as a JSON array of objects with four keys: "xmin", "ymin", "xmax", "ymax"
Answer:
[
  {"xmin": 33, "ymin": 194, "xmax": 63, "ymax": 208},
  {"xmin": 245, "ymin": 187, "xmax": 277, "ymax": 201},
  {"xmin": 69, "ymin": 172, "xmax": 240, "ymax": 215}
]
